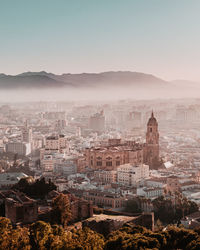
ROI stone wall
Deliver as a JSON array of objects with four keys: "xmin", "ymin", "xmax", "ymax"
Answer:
[
  {"xmin": 70, "ymin": 199, "xmax": 93, "ymax": 222},
  {"xmin": 82, "ymin": 212, "xmax": 154, "ymax": 235},
  {"xmin": 5, "ymin": 198, "xmax": 38, "ymax": 224}
]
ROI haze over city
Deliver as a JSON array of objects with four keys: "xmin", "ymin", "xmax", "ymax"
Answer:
[{"xmin": 1, "ymin": 1, "xmax": 200, "ymax": 249}]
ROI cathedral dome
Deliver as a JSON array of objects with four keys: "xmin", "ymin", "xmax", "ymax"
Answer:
[{"xmin": 147, "ymin": 112, "xmax": 158, "ymax": 126}]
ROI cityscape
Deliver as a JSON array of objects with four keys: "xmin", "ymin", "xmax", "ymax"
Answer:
[{"xmin": 1, "ymin": 0, "xmax": 200, "ymax": 249}]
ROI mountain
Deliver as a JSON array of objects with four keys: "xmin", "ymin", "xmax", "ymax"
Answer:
[
  {"xmin": 54, "ymin": 71, "xmax": 168, "ymax": 88},
  {"xmin": 0, "ymin": 71, "xmax": 167, "ymax": 89},
  {"xmin": 0, "ymin": 73, "xmax": 67, "ymax": 89}
]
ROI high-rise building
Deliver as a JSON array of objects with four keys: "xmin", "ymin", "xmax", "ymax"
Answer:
[
  {"xmin": 22, "ymin": 127, "xmax": 32, "ymax": 143},
  {"xmin": 21, "ymin": 120, "xmax": 32, "ymax": 143},
  {"xmin": 89, "ymin": 110, "xmax": 105, "ymax": 133},
  {"xmin": 6, "ymin": 142, "xmax": 31, "ymax": 156}
]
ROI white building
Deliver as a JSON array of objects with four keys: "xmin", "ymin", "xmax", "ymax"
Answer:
[
  {"xmin": 146, "ymin": 178, "xmax": 166, "ymax": 188},
  {"xmin": 137, "ymin": 187, "xmax": 163, "ymax": 198},
  {"xmin": 117, "ymin": 163, "xmax": 149, "ymax": 187}
]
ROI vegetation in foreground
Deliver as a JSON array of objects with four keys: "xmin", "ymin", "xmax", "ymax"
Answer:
[{"xmin": 1, "ymin": 217, "xmax": 200, "ymax": 250}]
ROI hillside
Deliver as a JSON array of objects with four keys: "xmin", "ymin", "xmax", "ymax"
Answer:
[{"xmin": 0, "ymin": 71, "xmax": 167, "ymax": 89}]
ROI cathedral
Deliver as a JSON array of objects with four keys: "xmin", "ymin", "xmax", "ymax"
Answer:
[
  {"xmin": 83, "ymin": 112, "xmax": 160, "ymax": 172},
  {"xmin": 143, "ymin": 111, "xmax": 160, "ymax": 169}
]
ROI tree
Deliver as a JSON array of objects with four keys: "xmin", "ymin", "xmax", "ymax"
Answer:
[
  {"xmin": 29, "ymin": 221, "xmax": 52, "ymax": 249},
  {"xmin": 152, "ymin": 196, "xmax": 198, "ymax": 224},
  {"xmin": 72, "ymin": 227, "xmax": 105, "ymax": 250},
  {"xmin": 12, "ymin": 177, "xmax": 57, "ymax": 199},
  {"xmin": 0, "ymin": 217, "xmax": 30, "ymax": 249},
  {"xmin": 51, "ymin": 193, "xmax": 71, "ymax": 227},
  {"xmin": 124, "ymin": 199, "xmax": 141, "ymax": 213}
]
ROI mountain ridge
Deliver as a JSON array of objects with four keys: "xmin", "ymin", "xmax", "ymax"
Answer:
[{"xmin": 0, "ymin": 71, "xmax": 167, "ymax": 89}]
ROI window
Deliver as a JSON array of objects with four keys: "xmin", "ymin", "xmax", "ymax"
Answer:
[
  {"xmin": 116, "ymin": 161, "xmax": 120, "ymax": 166},
  {"xmin": 106, "ymin": 157, "xmax": 112, "ymax": 167},
  {"xmin": 97, "ymin": 161, "xmax": 102, "ymax": 166},
  {"xmin": 106, "ymin": 161, "xmax": 112, "ymax": 166}
]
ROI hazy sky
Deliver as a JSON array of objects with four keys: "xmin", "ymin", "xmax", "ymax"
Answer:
[{"xmin": 1, "ymin": 0, "xmax": 200, "ymax": 81}]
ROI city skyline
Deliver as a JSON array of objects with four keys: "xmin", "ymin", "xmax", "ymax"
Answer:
[{"xmin": 1, "ymin": 0, "xmax": 200, "ymax": 81}]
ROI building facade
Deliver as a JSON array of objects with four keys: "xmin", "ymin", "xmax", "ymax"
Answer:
[
  {"xmin": 45, "ymin": 134, "xmax": 68, "ymax": 154},
  {"xmin": 85, "ymin": 139, "xmax": 143, "ymax": 171},
  {"xmin": 6, "ymin": 142, "xmax": 31, "ymax": 156},
  {"xmin": 94, "ymin": 170, "xmax": 117, "ymax": 184},
  {"xmin": 117, "ymin": 163, "xmax": 149, "ymax": 187}
]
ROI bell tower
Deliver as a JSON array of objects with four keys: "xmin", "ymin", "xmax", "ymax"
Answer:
[{"xmin": 145, "ymin": 111, "xmax": 159, "ymax": 168}]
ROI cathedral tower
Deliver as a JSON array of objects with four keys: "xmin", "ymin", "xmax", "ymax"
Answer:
[{"xmin": 144, "ymin": 111, "xmax": 159, "ymax": 169}]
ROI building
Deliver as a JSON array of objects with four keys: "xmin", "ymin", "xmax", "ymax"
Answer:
[
  {"xmin": 117, "ymin": 163, "xmax": 149, "ymax": 187},
  {"xmin": 85, "ymin": 139, "xmax": 143, "ymax": 171},
  {"xmin": 176, "ymin": 106, "xmax": 187, "ymax": 121},
  {"xmin": 54, "ymin": 158, "xmax": 77, "ymax": 176},
  {"xmin": 45, "ymin": 134, "xmax": 68, "ymax": 154},
  {"xmin": 143, "ymin": 112, "xmax": 160, "ymax": 169},
  {"xmin": 83, "ymin": 190, "xmax": 126, "ymax": 209},
  {"xmin": 89, "ymin": 111, "xmax": 105, "ymax": 133},
  {"xmin": 166, "ymin": 176, "xmax": 181, "ymax": 194},
  {"xmin": 137, "ymin": 187, "xmax": 163, "ymax": 199},
  {"xmin": 21, "ymin": 123, "xmax": 32, "ymax": 143},
  {"xmin": 43, "ymin": 111, "xmax": 66, "ymax": 120},
  {"xmin": 55, "ymin": 119, "xmax": 67, "ymax": 130},
  {"xmin": 69, "ymin": 195, "xmax": 93, "ymax": 222},
  {"xmin": 94, "ymin": 170, "xmax": 117, "ymax": 184},
  {"xmin": 40, "ymin": 134, "xmax": 69, "ymax": 162},
  {"xmin": 0, "ymin": 172, "xmax": 28, "ymax": 189},
  {"xmin": 41, "ymin": 154, "xmax": 55, "ymax": 171},
  {"xmin": 45, "ymin": 191, "xmax": 93, "ymax": 223},
  {"xmin": 6, "ymin": 142, "xmax": 31, "ymax": 156},
  {"xmin": 146, "ymin": 177, "xmax": 167, "ymax": 188},
  {"xmin": 181, "ymin": 211, "xmax": 200, "ymax": 229},
  {"xmin": 5, "ymin": 192, "xmax": 38, "ymax": 224},
  {"xmin": 85, "ymin": 113, "xmax": 159, "ymax": 171},
  {"xmin": 76, "ymin": 156, "xmax": 86, "ymax": 173}
]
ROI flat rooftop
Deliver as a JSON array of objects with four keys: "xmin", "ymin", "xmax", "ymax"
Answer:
[{"xmin": 87, "ymin": 214, "xmax": 136, "ymax": 223}]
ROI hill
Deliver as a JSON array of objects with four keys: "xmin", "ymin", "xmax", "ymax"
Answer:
[{"xmin": 0, "ymin": 71, "xmax": 167, "ymax": 89}]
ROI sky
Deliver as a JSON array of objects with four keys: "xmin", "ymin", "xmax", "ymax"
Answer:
[{"xmin": 0, "ymin": 0, "xmax": 200, "ymax": 81}]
